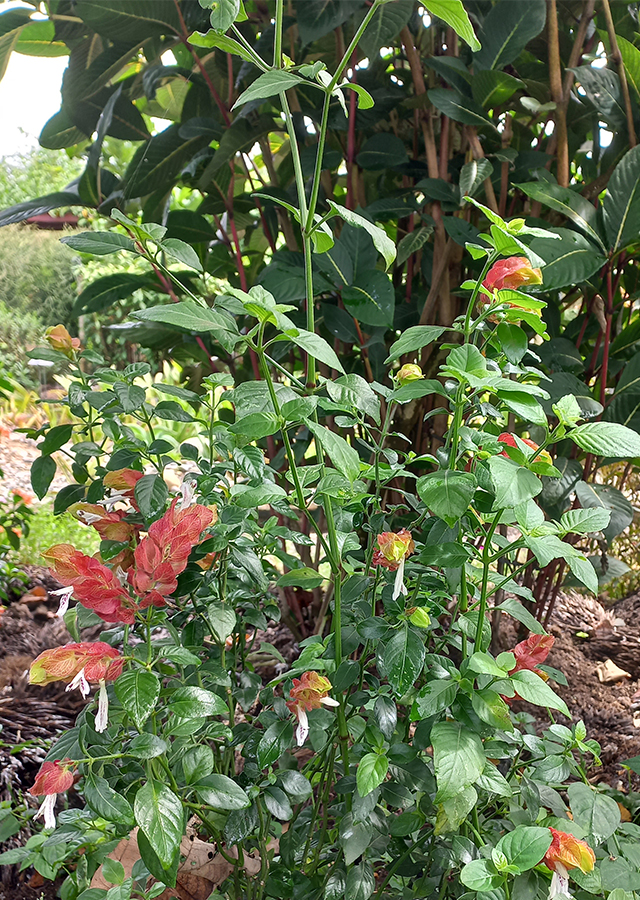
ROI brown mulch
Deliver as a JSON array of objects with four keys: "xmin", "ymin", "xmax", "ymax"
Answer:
[{"xmin": 0, "ymin": 876, "xmax": 61, "ymax": 900}]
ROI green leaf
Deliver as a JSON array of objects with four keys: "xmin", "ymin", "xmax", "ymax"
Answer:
[
  {"xmin": 358, "ymin": 0, "xmax": 415, "ymax": 57},
  {"xmin": 127, "ymin": 734, "xmax": 168, "ymax": 760},
  {"xmin": 417, "ymin": 470, "xmax": 476, "ymax": 526},
  {"xmin": 124, "ymin": 124, "xmax": 210, "ymax": 197},
  {"xmin": 488, "ymin": 456, "xmax": 542, "ymax": 508},
  {"xmin": 169, "ymin": 686, "xmax": 227, "ymax": 718},
  {"xmin": 134, "ymin": 474, "xmax": 168, "ymax": 520},
  {"xmin": 574, "ymin": 481, "xmax": 633, "ymax": 543},
  {"xmin": 326, "ymin": 374, "xmax": 381, "ymax": 423},
  {"xmin": 328, "ymin": 202, "xmax": 396, "ymax": 269},
  {"xmin": 357, "ymin": 753, "xmax": 389, "ymax": 797},
  {"xmin": 134, "ymin": 780, "xmax": 183, "ymax": 868},
  {"xmin": 158, "ymin": 238, "xmax": 202, "ymax": 272},
  {"xmin": 567, "ymin": 782, "xmax": 620, "ymax": 845},
  {"xmin": 306, "ymin": 419, "xmax": 361, "ymax": 483},
  {"xmin": 356, "ymin": 133, "xmax": 408, "ymax": 170},
  {"xmin": 342, "ymin": 271, "xmax": 395, "ymax": 328},
  {"xmin": 560, "ymin": 507, "xmax": 611, "ymax": 535},
  {"xmin": 341, "ymin": 83, "xmax": 374, "ymax": 109},
  {"xmin": 183, "ymin": 747, "xmax": 214, "ymax": 784},
  {"xmin": 617, "ymin": 33, "xmax": 640, "ymax": 102},
  {"xmin": 61, "ymin": 232, "xmax": 136, "ymax": 255},
  {"xmin": 233, "ymin": 69, "xmax": 304, "ymax": 110},
  {"xmin": 496, "ymin": 826, "xmax": 552, "ymax": 873},
  {"xmin": 206, "ymin": 0, "xmax": 243, "ymax": 33},
  {"xmin": 460, "ymin": 858, "xmax": 503, "ymax": 891},
  {"xmin": 474, "ymin": 0, "xmax": 547, "ymax": 71},
  {"xmin": 278, "ymin": 568, "xmax": 324, "ymax": 589},
  {"xmin": 195, "ymin": 774, "xmax": 251, "ymax": 810},
  {"xmin": 472, "ymin": 70, "xmax": 522, "ymax": 107},
  {"xmin": 381, "ymin": 627, "xmax": 426, "ymax": 695},
  {"xmin": 413, "ymin": 679, "xmax": 458, "ymax": 718},
  {"xmin": 15, "ymin": 19, "xmax": 67, "ymax": 56},
  {"xmin": 472, "ymin": 688, "xmax": 513, "ymax": 731},
  {"xmin": 386, "ymin": 325, "xmax": 446, "ymax": 363},
  {"xmin": 345, "ymin": 862, "xmax": 375, "ymax": 900},
  {"xmin": 428, "ymin": 88, "xmax": 492, "ymax": 128},
  {"xmin": 284, "ymin": 327, "xmax": 345, "ymax": 373},
  {"xmin": 496, "ymin": 597, "xmax": 546, "ymax": 635},
  {"xmin": 84, "ymin": 775, "xmax": 134, "ymax": 827},
  {"xmin": 189, "ymin": 29, "xmax": 254, "ymax": 62},
  {"xmin": 132, "ymin": 302, "xmax": 241, "ymax": 354},
  {"xmin": 510, "ymin": 670, "xmax": 570, "ymax": 716},
  {"xmin": 603, "ymin": 144, "xmax": 640, "ymax": 253},
  {"xmin": 75, "ymin": 0, "xmax": 181, "ymax": 41},
  {"xmin": 340, "ymin": 814, "xmax": 374, "ymax": 867},
  {"xmin": 74, "ymin": 273, "xmax": 155, "ymax": 316},
  {"xmin": 431, "ymin": 721, "xmax": 486, "ymax": 802},
  {"xmin": 31, "ymin": 455, "xmax": 56, "ymax": 500},
  {"xmin": 231, "ymin": 483, "xmax": 286, "ymax": 507},
  {"xmin": 395, "ymin": 226, "xmax": 434, "ymax": 267},
  {"xmin": 517, "ymin": 183, "xmax": 605, "ymax": 252},
  {"xmin": 258, "ymin": 719, "xmax": 294, "ymax": 769},
  {"xmin": 114, "ymin": 670, "xmax": 160, "ymax": 730},
  {"xmin": 39, "ymin": 424, "xmax": 72, "ymax": 456},
  {"xmin": 570, "ymin": 421, "xmax": 640, "ymax": 458},
  {"xmin": 207, "ymin": 603, "xmax": 237, "ymax": 643},
  {"xmin": 425, "ymin": 0, "xmax": 480, "ymax": 50},
  {"xmin": 101, "ymin": 858, "xmax": 125, "ymax": 886},
  {"xmin": 459, "ymin": 158, "xmax": 493, "ymax": 199}
]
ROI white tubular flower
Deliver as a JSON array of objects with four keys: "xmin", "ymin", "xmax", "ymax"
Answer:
[
  {"xmin": 177, "ymin": 477, "xmax": 196, "ymax": 510},
  {"xmin": 548, "ymin": 864, "xmax": 571, "ymax": 900},
  {"xmin": 35, "ymin": 794, "xmax": 57, "ymax": 830},
  {"xmin": 51, "ymin": 586, "xmax": 73, "ymax": 618},
  {"xmin": 95, "ymin": 681, "xmax": 109, "ymax": 733},
  {"xmin": 295, "ymin": 707, "xmax": 309, "ymax": 747},
  {"xmin": 392, "ymin": 558, "xmax": 407, "ymax": 602},
  {"xmin": 66, "ymin": 667, "xmax": 90, "ymax": 698},
  {"xmin": 98, "ymin": 490, "xmax": 130, "ymax": 511}
]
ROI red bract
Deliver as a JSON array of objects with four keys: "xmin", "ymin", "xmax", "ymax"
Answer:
[
  {"xmin": 372, "ymin": 529, "xmax": 415, "ymax": 571},
  {"xmin": 544, "ymin": 828, "xmax": 595, "ymax": 874},
  {"xmin": 510, "ymin": 634, "xmax": 554, "ymax": 678},
  {"xmin": 131, "ymin": 499, "xmax": 215, "ymax": 602},
  {"xmin": 103, "ymin": 468, "xmax": 145, "ymax": 493},
  {"xmin": 30, "ymin": 760, "xmax": 75, "ymax": 797},
  {"xmin": 43, "ymin": 544, "xmax": 138, "ymax": 624},
  {"xmin": 69, "ymin": 503, "xmax": 137, "ymax": 543},
  {"xmin": 29, "ymin": 642, "xmax": 123, "ymax": 687},
  {"xmin": 482, "ymin": 257, "xmax": 542, "ymax": 293},
  {"xmin": 286, "ymin": 672, "xmax": 339, "ymax": 746}
]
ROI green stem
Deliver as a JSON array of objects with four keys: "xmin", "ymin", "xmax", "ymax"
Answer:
[{"xmin": 474, "ymin": 509, "xmax": 504, "ymax": 648}]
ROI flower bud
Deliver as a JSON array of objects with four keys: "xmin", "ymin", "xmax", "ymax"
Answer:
[
  {"xmin": 30, "ymin": 760, "xmax": 76, "ymax": 797},
  {"xmin": 396, "ymin": 364, "xmax": 423, "ymax": 386},
  {"xmin": 372, "ymin": 530, "xmax": 415, "ymax": 571},
  {"xmin": 544, "ymin": 828, "xmax": 595, "ymax": 874},
  {"xmin": 45, "ymin": 325, "xmax": 81, "ymax": 358}
]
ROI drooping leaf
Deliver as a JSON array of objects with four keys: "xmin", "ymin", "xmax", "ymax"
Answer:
[
  {"xmin": 603, "ymin": 145, "xmax": 640, "ymax": 253},
  {"xmin": 417, "ymin": 470, "xmax": 477, "ymax": 526},
  {"xmin": 328, "ymin": 202, "xmax": 396, "ymax": 269},
  {"xmin": 474, "ymin": 0, "xmax": 547, "ymax": 71},
  {"xmin": 133, "ymin": 780, "xmax": 183, "ymax": 868},
  {"xmin": 424, "ymin": 0, "xmax": 480, "ymax": 51}
]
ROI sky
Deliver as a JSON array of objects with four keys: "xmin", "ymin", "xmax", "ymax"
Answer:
[{"xmin": 0, "ymin": 1, "xmax": 67, "ymax": 157}]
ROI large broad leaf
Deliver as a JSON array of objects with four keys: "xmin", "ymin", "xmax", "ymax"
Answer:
[
  {"xmin": 75, "ymin": 0, "xmax": 181, "ymax": 41},
  {"xmin": 431, "ymin": 722, "xmax": 485, "ymax": 802},
  {"xmin": 356, "ymin": 133, "xmax": 408, "ymax": 170},
  {"xmin": 616, "ymin": 34, "xmax": 640, "ymax": 103},
  {"xmin": 61, "ymin": 232, "xmax": 136, "ymax": 255},
  {"xmin": 517, "ymin": 183, "xmax": 605, "ymax": 252},
  {"xmin": 283, "ymin": 328, "xmax": 345, "ymax": 374},
  {"xmin": 488, "ymin": 456, "xmax": 542, "ymax": 508},
  {"xmin": 114, "ymin": 669, "xmax": 160, "ymax": 730},
  {"xmin": 560, "ymin": 507, "xmax": 611, "ymax": 535},
  {"xmin": 134, "ymin": 780, "xmax": 183, "ymax": 868},
  {"xmin": 328, "ymin": 202, "xmax": 396, "ymax": 269},
  {"xmin": 132, "ymin": 302, "xmax": 241, "ymax": 354},
  {"xmin": 297, "ymin": 0, "xmax": 356, "ymax": 44},
  {"xmin": 305, "ymin": 420, "xmax": 361, "ymax": 483},
  {"xmin": 473, "ymin": 0, "xmax": 546, "ymax": 71},
  {"xmin": 574, "ymin": 481, "xmax": 634, "ymax": 543},
  {"xmin": 459, "ymin": 159, "xmax": 494, "ymax": 199},
  {"xmin": 539, "ymin": 372, "xmax": 602, "ymax": 420},
  {"xmin": 359, "ymin": 0, "xmax": 415, "ymax": 57},
  {"xmin": 529, "ymin": 227, "xmax": 606, "ymax": 290},
  {"xmin": 0, "ymin": 190, "xmax": 84, "ymax": 227},
  {"xmin": 84, "ymin": 775, "xmax": 135, "ymax": 827},
  {"xmin": 496, "ymin": 826, "xmax": 552, "ymax": 872},
  {"xmin": 424, "ymin": 0, "xmax": 480, "ymax": 50},
  {"xmin": 15, "ymin": 20, "xmax": 67, "ymax": 56},
  {"xmin": 123, "ymin": 124, "xmax": 210, "ymax": 197},
  {"xmin": 73, "ymin": 273, "xmax": 155, "ymax": 315},
  {"xmin": 380, "ymin": 627, "xmax": 426, "ymax": 696},
  {"xmin": 570, "ymin": 421, "xmax": 640, "ymax": 458},
  {"xmin": 395, "ymin": 226, "xmax": 434, "ymax": 267},
  {"xmin": 472, "ymin": 70, "xmax": 522, "ymax": 108},
  {"xmin": 199, "ymin": 113, "xmax": 277, "ymax": 183},
  {"xmin": 539, "ymin": 456, "xmax": 583, "ymax": 518},
  {"xmin": 571, "ymin": 65, "xmax": 626, "ymax": 129},
  {"xmin": 233, "ymin": 70, "xmax": 304, "ymax": 110},
  {"xmin": 386, "ymin": 325, "xmax": 445, "ymax": 363},
  {"xmin": 356, "ymin": 753, "xmax": 389, "ymax": 798},
  {"xmin": 567, "ymin": 782, "xmax": 620, "ymax": 845},
  {"xmin": 509, "ymin": 670, "xmax": 570, "ymax": 716},
  {"xmin": 342, "ymin": 271, "xmax": 395, "ymax": 328},
  {"xmin": 195, "ymin": 774, "xmax": 251, "ymax": 810},
  {"xmin": 417, "ymin": 470, "xmax": 476, "ymax": 526},
  {"xmin": 603, "ymin": 145, "xmax": 640, "ymax": 253},
  {"xmin": 428, "ymin": 88, "xmax": 492, "ymax": 128}
]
